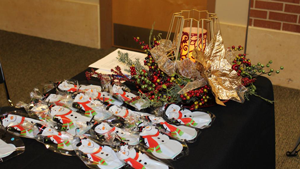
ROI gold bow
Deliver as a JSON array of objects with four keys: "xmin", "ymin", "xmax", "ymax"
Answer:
[{"xmin": 194, "ymin": 30, "xmax": 247, "ymax": 106}]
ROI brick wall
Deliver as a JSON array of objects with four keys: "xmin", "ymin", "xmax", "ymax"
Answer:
[{"xmin": 250, "ymin": 0, "xmax": 300, "ymax": 33}]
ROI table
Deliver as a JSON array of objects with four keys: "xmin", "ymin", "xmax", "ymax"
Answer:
[{"xmin": 0, "ymin": 68, "xmax": 275, "ymax": 169}]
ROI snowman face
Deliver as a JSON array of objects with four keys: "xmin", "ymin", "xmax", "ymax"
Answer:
[
  {"xmin": 78, "ymin": 139, "xmax": 97, "ymax": 154},
  {"xmin": 109, "ymin": 105, "xmax": 123, "ymax": 116},
  {"xmin": 118, "ymin": 145, "xmax": 136, "ymax": 158},
  {"xmin": 97, "ymin": 146, "xmax": 115, "ymax": 161},
  {"xmin": 50, "ymin": 106, "xmax": 69, "ymax": 116},
  {"xmin": 147, "ymin": 116, "xmax": 165, "ymax": 124},
  {"xmin": 41, "ymin": 127, "xmax": 58, "ymax": 136},
  {"xmin": 140, "ymin": 126, "xmax": 157, "ymax": 136},
  {"xmin": 94, "ymin": 122, "xmax": 113, "ymax": 134},
  {"xmin": 80, "ymin": 85, "xmax": 101, "ymax": 92},
  {"xmin": 74, "ymin": 93, "xmax": 89, "ymax": 103},
  {"xmin": 46, "ymin": 94, "xmax": 61, "ymax": 102},
  {"xmin": 58, "ymin": 81, "xmax": 76, "ymax": 91},
  {"xmin": 2, "ymin": 115, "xmax": 18, "ymax": 127},
  {"xmin": 84, "ymin": 89, "xmax": 98, "ymax": 98},
  {"xmin": 112, "ymin": 85, "xmax": 123, "ymax": 93},
  {"xmin": 165, "ymin": 104, "xmax": 181, "ymax": 119}
]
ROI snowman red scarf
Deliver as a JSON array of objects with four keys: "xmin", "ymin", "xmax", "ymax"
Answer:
[
  {"xmin": 160, "ymin": 122, "xmax": 183, "ymax": 137},
  {"xmin": 10, "ymin": 117, "xmax": 33, "ymax": 136},
  {"xmin": 89, "ymin": 147, "xmax": 107, "ymax": 165},
  {"xmin": 67, "ymin": 85, "xmax": 77, "ymax": 92},
  {"xmin": 102, "ymin": 127, "xmax": 116, "ymax": 140},
  {"xmin": 55, "ymin": 110, "xmax": 75, "ymax": 129},
  {"xmin": 115, "ymin": 91, "xmax": 131, "ymax": 101},
  {"xmin": 142, "ymin": 131, "xmax": 162, "ymax": 153},
  {"xmin": 177, "ymin": 111, "xmax": 198, "ymax": 127},
  {"xmin": 77, "ymin": 100, "xmax": 96, "ymax": 117},
  {"xmin": 124, "ymin": 153, "xmax": 145, "ymax": 169},
  {"xmin": 47, "ymin": 132, "xmax": 70, "ymax": 149}
]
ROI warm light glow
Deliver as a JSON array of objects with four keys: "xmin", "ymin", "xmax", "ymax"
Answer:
[{"xmin": 180, "ymin": 27, "xmax": 207, "ymax": 62}]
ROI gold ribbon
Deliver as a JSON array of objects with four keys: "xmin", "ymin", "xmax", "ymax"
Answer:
[{"xmin": 194, "ymin": 30, "xmax": 247, "ymax": 106}]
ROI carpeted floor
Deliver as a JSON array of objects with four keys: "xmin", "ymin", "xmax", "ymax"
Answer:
[{"xmin": 0, "ymin": 30, "xmax": 299, "ymax": 168}]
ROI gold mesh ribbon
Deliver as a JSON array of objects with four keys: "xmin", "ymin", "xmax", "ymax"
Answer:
[{"xmin": 194, "ymin": 30, "xmax": 247, "ymax": 106}]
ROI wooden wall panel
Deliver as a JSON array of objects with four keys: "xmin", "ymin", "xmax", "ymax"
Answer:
[
  {"xmin": 112, "ymin": 0, "xmax": 208, "ymax": 32},
  {"xmin": 112, "ymin": 0, "xmax": 208, "ymax": 50}
]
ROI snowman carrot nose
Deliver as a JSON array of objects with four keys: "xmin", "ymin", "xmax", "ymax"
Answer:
[
  {"xmin": 10, "ymin": 116, "xmax": 14, "ymax": 120},
  {"xmin": 122, "ymin": 151, "xmax": 126, "ymax": 154},
  {"xmin": 80, "ymin": 96, "xmax": 83, "ymax": 100},
  {"xmin": 115, "ymin": 111, "xmax": 118, "ymax": 114},
  {"xmin": 88, "ymin": 141, "xmax": 91, "ymax": 146},
  {"xmin": 102, "ymin": 126, "xmax": 105, "ymax": 130}
]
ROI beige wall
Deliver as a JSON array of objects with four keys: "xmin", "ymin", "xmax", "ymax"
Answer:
[
  {"xmin": 112, "ymin": 0, "xmax": 208, "ymax": 32},
  {"xmin": 216, "ymin": 0, "xmax": 300, "ymax": 90},
  {"xmin": 215, "ymin": 0, "xmax": 249, "ymax": 26},
  {"xmin": 0, "ymin": 0, "xmax": 100, "ymax": 48}
]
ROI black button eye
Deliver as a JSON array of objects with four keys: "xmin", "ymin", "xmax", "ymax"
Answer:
[
  {"xmin": 184, "ymin": 115, "xmax": 186, "ymax": 117},
  {"xmin": 157, "ymin": 137, "xmax": 160, "ymax": 139},
  {"xmin": 71, "ymin": 114, "xmax": 73, "ymax": 116},
  {"xmin": 162, "ymin": 140, "xmax": 164, "ymax": 142},
  {"xmin": 116, "ymin": 131, "xmax": 119, "ymax": 133},
  {"xmin": 106, "ymin": 154, "xmax": 108, "ymax": 156},
  {"xmin": 101, "ymin": 152, "xmax": 104, "ymax": 154},
  {"xmin": 139, "ymin": 160, "xmax": 142, "ymax": 162},
  {"xmin": 75, "ymin": 117, "xmax": 77, "ymax": 118},
  {"xmin": 144, "ymin": 162, "xmax": 147, "ymax": 165},
  {"xmin": 189, "ymin": 115, "xmax": 192, "ymax": 117}
]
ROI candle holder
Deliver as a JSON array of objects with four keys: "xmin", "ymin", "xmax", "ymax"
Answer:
[{"xmin": 166, "ymin": 9, "xmax": 219, "ymax": 62}]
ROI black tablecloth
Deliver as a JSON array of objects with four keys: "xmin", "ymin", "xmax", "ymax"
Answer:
[{"xmin": 0, "ymin": 68, "xmax": 275, "ymax": 169}]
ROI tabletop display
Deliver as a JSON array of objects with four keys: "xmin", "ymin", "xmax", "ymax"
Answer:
[{"xmin": 0, "ymin": 10, "xmax": 278, "ymax": 169}]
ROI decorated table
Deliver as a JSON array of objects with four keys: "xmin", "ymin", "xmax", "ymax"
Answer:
[
  {"xmin": 0, "ymin": 67, "xmax": 275, "ymax": 169},
  {"xmin": 0, "ymin": 10, "xmax": 278, "ymax": 169}
]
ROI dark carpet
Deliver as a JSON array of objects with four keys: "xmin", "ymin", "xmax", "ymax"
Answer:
[{"xmin": 0, "ymin": 30, "xmax": 299, "ymax": 168}]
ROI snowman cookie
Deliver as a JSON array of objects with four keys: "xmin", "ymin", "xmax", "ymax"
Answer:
[
  {"xmin": 79, "ymin": 84, "xmax": 102, "ymax": 93},
  {"xmin": 94, "ymin": 122, "xmax": 139, "ymax": 145},
  {"xmin": 146, "ymin": 115, "xmax": 198, "ymax": 142},
  {"xmin": 50, "ymin": 105, "xmax": 93, "ymax": 135},
  {"xmin": 45, "ymin": 94, "xmax": 73, "ymax": 109},
  {"xmin": 1, "ymin": 114, "xmax": 44, "ymax": 138},
  {"xmin": 73, "ymin": 93, "xmax": 112, "ymax": 121},
  {"xmin": 83, "ymin": 87, "xmax": 123, "ymax": 106},
  {"xmin": 76, "ymin": 138, "xmax": 124, "ymax": 169},
  {"xmin": 112, "ymin": 84, "xmax": 147, "ymax": 110},
  {"xmin": 30, "ymin": 103, "xmax": 52, "ymax": 122},
  {"xmin": 118, "ymin": 145, "xmax": 169, "ymax": 169},
  {"xmin": 58, "ymin": 80, "xmax": 78, "ymax": 92},
  {"xmin": 139, "ymin": 125, "xmax": 183, "ymax": 160},
  {"xmin": 165, "ymin": 104, "xmax": 212, "ymax": 129},
  {"xmin": 36, "ymin": 124, "xmax": 74, "ymax": 151},
  {"xmin": 107, "ymin": 105, "xmax": 151, "ymax": 120}
]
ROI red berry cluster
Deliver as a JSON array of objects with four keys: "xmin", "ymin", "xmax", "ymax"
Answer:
[
  {"xmin": 130, "ymin": 66, "xmax": 136, "ymax": 76},
  {"xmin": 232, "ymin": 53, "xmax": 251, "ymax": 76},
  {"xmin": 134, "ymin": 37, "xmax": 160, "ymax": 51},
  {"xmin": 242, "ymin": 77, "xmax": 256, "ymax": 86},
  {"xmin": 231, "ymin": 45, "xmax": 244, "ymax": 51},
  {"xmin": 179, "ymin": 85, "xmax": 210, "ymax": 110},
  {"xmin": 110, "ymin": 66, "xmax": 132, "ymax": 84}
]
